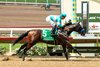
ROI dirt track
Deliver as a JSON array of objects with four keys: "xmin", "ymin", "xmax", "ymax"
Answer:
[
  {"xmin": 0, "ymin": 56, "xmax": 100, "ymax": 67},
  {"xmin": 0, "ymin": 4, "xmax": 100, "ymax": 67},
  {"xmin": 0, "ymin": 5, "xmax": 60, "ymax": 28}
]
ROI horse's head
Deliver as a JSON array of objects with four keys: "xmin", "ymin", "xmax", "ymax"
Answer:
[
  {"xmin": 73, "ymin": 22, "xmax": 85, "ymax": 36},
  {"xmin": 64, "ymin": 22, "xmax": 85, "ymax": 36}
]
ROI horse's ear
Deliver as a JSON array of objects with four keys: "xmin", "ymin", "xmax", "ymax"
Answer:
[
  {"xmin": 78, "ymin": 22, "xmax": 83, "ymax": 27},
  {"xmin": 78, "ymin": 22, "xmax": 80, "ymax": 24},
  {"xmin": 78, "ymin": 22, "xmax": 82, "ymax": 25}
]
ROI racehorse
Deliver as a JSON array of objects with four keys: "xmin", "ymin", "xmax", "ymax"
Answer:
[
  {"xmin": 13, "ymin": 22, "xmax": 85, "ymax": 61},
  {"xmin": 41, "ymin": 3, "xmax": 51, "ymax": 10}
]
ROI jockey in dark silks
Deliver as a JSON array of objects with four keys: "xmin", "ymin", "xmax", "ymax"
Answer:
[{"xmin": 46, "ymin": 13, "xmax": 68, "ymax": 36}]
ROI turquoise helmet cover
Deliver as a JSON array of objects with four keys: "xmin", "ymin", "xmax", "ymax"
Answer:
[{"xmin": 60, "ymin": 13, "xmax": 67, "ymax": 18}]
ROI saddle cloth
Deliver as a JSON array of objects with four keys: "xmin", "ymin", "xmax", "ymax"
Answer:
[{"xmin": 42, "ymin": 29, "xmax": 54, "ymax": 41}]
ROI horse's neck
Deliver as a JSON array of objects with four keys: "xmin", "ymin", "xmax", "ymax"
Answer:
[
  {"xmin": 67, "ymin": 30, "xmax": 73, "ymax": 36},
  {"xmin": 65, "ymin": 24, "xmax": 76, "ymax": 36}
]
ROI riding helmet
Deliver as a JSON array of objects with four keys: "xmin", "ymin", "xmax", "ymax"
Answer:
[{"xmin": 60, "ymin": 13, "xmax": 67, "ymax": 18}]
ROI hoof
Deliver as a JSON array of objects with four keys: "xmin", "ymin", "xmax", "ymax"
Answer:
[
  {"xmin": 26, "ymin": 58, "xmax": 32, "ymax": 61},
  {"xmin": 2, "ymin": 57, "xmax": 10, "ymax": 61},
  {"xmin": 81, "ymin": 55, "xmax": 85, "ymax": 58}
]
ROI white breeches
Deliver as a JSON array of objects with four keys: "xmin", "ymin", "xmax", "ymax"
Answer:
[{"xmin": 46, "ymin": 16, "xmax": 56, "ymax": 26}]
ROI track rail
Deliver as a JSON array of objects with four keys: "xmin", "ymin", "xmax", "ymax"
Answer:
[{"xmin": 0, "ymin": 36, "xmax": 100, "ymax": 43}]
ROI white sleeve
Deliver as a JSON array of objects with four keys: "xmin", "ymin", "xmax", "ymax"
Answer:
[
  {"xmin": 65, "ymin": 18, "xmax": 68, "ymax": 23},
  {"xmin": 65, "ymin": 17, "xmax": 72, "ymax": 22}
]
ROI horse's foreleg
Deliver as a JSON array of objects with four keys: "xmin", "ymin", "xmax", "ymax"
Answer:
[
  {"xmin": 57, "ymin": 36, "xmax": 69, "ymax": 60},
  {"xmin": 62, "ymin": 45, "xmax": 69, "ymax": 60},
  {"xmin": 66, "ymin": 41, "xmax": 81, "ymax": 56}
]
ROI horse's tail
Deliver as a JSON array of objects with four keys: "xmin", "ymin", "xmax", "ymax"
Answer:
[{"xmin": 13, "ymin": 30, "xmax": 30, "ymax": 46}]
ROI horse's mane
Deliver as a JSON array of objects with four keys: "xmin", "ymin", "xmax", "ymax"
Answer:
[
  {"xmin": 64, "ymin": 22, "xmax": 80, "ymax": 36},
  {"xmin": 65, "ymin": 22, "xmax": 72, "ymax": 26}
]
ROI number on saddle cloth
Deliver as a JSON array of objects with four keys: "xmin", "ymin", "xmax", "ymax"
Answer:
[{"xmin": 42, "ymin": 29, "xmax": 57, "ymax": 41}]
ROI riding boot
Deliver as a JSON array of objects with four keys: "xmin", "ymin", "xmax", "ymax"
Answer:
[
  {"xmin": 51, "ymin": 25, "xmax": 57, "ymax": 36},
  {"xmin": 51, "ymin": 25, "xmax": 57, "ymax": 45}
]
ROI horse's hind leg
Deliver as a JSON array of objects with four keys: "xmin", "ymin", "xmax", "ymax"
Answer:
[
  {"xmin": 17, "ymin": 42, "xmax": 28, "ymax": 58},
  {"xmin": 62, "ymin": 45, "xmax": 69, "ymax": 60},
  {"xmin": 17, "ymin": 42, "xmax": 28, "ymax": 54},
  {"xmin": 22, "ymin": 47, "xmax": 28, "ymax": 61},
  {"xmin": 22, "ymin": 30, "xmax": 40, "ymax": 61},
  {"xmin": 22, "ymin": 45, "xmax": 30, "ymax": 61},
  {"xmin": 22, "ymin": 42, "xmax": 37, "ymax": 61}
]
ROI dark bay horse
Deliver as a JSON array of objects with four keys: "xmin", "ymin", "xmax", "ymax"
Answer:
[{"xmin": 13, "ymin": 22, "xmax": 85, "ymax": 61}]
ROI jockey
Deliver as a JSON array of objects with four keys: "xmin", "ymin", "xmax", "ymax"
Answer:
[{"xmin": 46, "ymin": 13, "xmax": 67, "ymax": 36}]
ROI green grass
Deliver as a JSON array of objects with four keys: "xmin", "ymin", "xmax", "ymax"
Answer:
[
  {"xmin": 0, "ymin": 43, "xmax": 22, "ymax": 51},
  {"xmin": 0, "ymin": 43, "xmax": 47, "ymax": 52},
  {"xmin": 0, "ymin": 43, "xmax": 100, "ymax": 56},
  {"xmin": 0, "ymin": 0, "xmax": 56, "ymax": 3},
  {"xmin": 0, "ymin": 43, "xmax": 48, "ymax": 55},
  {"xmin": 1, "ymin": 43, "xmax": 100, "ymax": 50},
  {"xmin": 0, "ymin": 43, "xmax": 100, "ymax": 50}
]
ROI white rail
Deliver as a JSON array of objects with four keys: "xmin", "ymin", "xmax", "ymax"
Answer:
[
  {"xmin": 0, "ymin": 28, "xmax": 51, "ymax": 31},
  {"xmin": 0, "ymin": 1, "xmax": 59, "ymax": 6},
  {"xmin": 0, "ymin": 28, "xmax": 51, "ymax": 37}
]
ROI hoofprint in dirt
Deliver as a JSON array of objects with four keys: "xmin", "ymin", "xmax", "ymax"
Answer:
[{"xmin": 0, "ymin": 56, "xmax": 100, "ymax": 67}]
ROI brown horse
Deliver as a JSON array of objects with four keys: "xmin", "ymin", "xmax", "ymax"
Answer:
[{"xmin": 13, "ymin": 22, "xmax": 85, "ymax": 61}]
